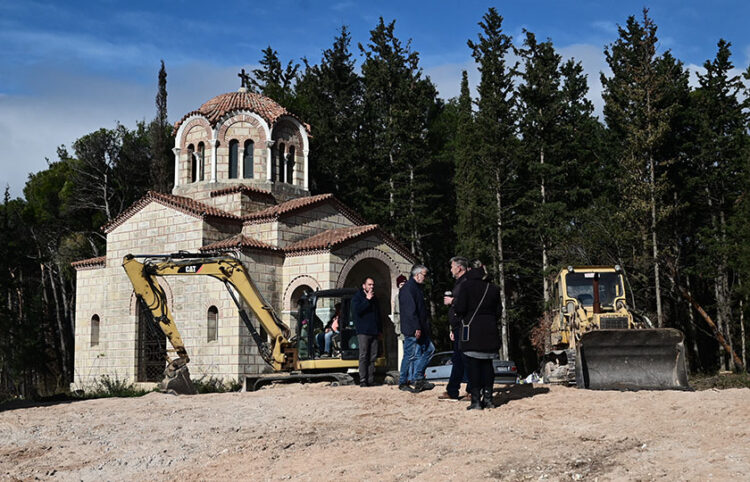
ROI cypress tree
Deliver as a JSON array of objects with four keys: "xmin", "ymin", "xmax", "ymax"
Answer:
[
  {"xmin": 149, "ymin": 61, "xmax": 173, "ymax": 193},
  {"xmin": 454, "ymin": 70, "xmax": 491, "ymax": 260}
]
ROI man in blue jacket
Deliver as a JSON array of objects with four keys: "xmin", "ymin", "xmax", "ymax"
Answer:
[
  {"xmin": 352, "ymin": 277, "xmax": 381, "ymax": 387},
  {"xmin": 398, "ymin": 264, "xmax": 435, "ymax": 393}
]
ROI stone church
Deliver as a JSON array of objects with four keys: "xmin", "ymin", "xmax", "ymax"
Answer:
[{"xmin": 71, "ymin": 84, "xmax": 415, "ymax": 389}]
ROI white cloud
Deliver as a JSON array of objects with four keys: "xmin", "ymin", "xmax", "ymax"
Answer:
[
  {"xmin": 424, "ymin": 59, "xmax": 478, "ymax": 100},
  {"xmin": 557, "ymin": 43, "xmax": 608, "ymax": 119},
  {"xmin": 0, "ymin": 62, "xmax": 254, "ymax": 199},
  {"xmin": 424, "ymin": 42, "xmax": 607, "ymax": 119},
  {"xmin": 591, "ymin": 20, "xmax": 618, "ymax": 36}
]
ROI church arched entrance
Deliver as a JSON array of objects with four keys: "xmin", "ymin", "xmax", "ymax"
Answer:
[
  {"xmin": 339, "ymin": 257, "xmax": 398, "ymax": 371},
  {"xmin": 136, "ymin": 299, "xmax": 167, "ymax": 383}
]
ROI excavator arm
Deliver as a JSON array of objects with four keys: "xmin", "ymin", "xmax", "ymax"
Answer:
[{"xmin": 122, "ymin": 253, "xmax": 298, "ymax": 393}]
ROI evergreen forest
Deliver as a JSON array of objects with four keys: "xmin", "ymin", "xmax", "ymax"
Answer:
[{"xmin": 3, "ymin": 8, "xmax": 750, "ymax": 397}]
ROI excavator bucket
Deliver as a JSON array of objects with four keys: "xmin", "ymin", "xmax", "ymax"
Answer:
[
  {"xmin": 575, "ymin": 328, "xmax": 690, "ymax": 390},
  {"xmin": 160, "ymin": 362, "xmax": 197, "ymax": 395}
]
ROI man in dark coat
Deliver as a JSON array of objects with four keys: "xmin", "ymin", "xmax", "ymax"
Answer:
[
  {"xmin": 454, "ymin": 265, "xmax": 502, "ymax": 409},
  {"xmin": 352, "ymin": 277, "xmax": 381, "ymax": 387},
  {"xmin": 438, "ymin": 256, "xmax": 472, "ymax": 401},
  {"xmin": 397, "ymin": 264, "xmax": 435, "ymax": 393}
]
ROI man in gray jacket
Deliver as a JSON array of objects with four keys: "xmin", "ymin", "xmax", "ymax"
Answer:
[{"xmin": 397, "ymin": 264, "xmax": 435, "ymax": 393}]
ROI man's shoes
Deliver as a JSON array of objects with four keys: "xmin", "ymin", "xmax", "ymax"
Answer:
[
  {"xmin": 459, "ymin": 392, "xmax": 472, "ymax": 402},
  {"xmin": 398, "ymin": 383, "xmax": 415, "ymax": 393},
  {"xmin": 412, "ymin": 380, "xmax": 435, "ymax": 393},
  {"xmin": 438, "ymin": 391, "xmax": 460, "ymax": 401}
]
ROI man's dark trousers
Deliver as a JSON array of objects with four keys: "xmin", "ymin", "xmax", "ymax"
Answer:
[
  {"xmin": 446, "ymin": 336, "xmax": 471, "ymax": 398},
  {"xmin": 357, "ymin": 334, "xmax": 379, "ymax": 386}
]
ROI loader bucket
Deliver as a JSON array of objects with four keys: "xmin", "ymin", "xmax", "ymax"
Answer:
[
  {"xmin": 575, "ymin": 328, "xmax": 690, "ymax": 391},
  {"xmin": 160, "ymin": 361, "xmax": 197, "ymax": 395}
]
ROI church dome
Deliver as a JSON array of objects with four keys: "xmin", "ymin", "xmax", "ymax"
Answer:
[{"xmin": 174, "ymin": 90, "xmax": 307, "ymax": 133}]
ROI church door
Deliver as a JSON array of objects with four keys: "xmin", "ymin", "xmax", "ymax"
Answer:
[{"xmin": 136, "ymin": 299, "xmax": 167, "ymax": 382}]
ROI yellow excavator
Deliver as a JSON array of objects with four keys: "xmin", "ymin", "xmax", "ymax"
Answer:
[
  {"xmin": 122, "ymin": 252, "xmax": 388, "ymax": 394},
  {"xmin": 541, "ymin": 265, "xmax": 689, "ymax": 390}
]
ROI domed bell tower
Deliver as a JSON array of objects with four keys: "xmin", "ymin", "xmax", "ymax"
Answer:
[{"xmin": 171, "ymin": 69, "xmax": 310, "ymax": 213}]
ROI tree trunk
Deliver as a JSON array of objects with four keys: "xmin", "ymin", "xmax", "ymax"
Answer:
[
  {"xmin": 46, "ymin": 263, "xmax": 71, "ymax": 385},
  {"xmin": 540, "ymin": 147, "xmax": 549, "ymax": 305},
  {"xmin": 495, "ymin": 169, "xmax": 509, "ymax": 360},
  {"xmin": 685, "ymin": 276, "xmax": 702, "ymax": 372},
  {"xmin": 740, "ymin": 293, "xmax": 746, "ymax": 370},
  {"xmin": 705, "ymin": 187, "xmax": 727, "ymax": 370},
  {"xmin": 648, "ymin": 152, "xmax": 663, "ymax": 327}
]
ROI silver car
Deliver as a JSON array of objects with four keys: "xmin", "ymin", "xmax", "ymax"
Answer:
[{"xmin": 425, "ymin": 351, "xmax": 518, "ymax": 384}]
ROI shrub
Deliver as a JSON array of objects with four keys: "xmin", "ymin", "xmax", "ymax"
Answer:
[
  {"xmin": 79, "ymin": 375, "xmax": 152, "ymax": 398},
  {"xmin": 192, "ymin": 376, "xmax": 242, "ymax": 393}
]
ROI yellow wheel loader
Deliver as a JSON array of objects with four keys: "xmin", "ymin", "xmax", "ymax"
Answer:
[
  {"xmin": 122, "ymin": 252, "xmax": 389, "ymax": 394},
  {"xmin": 541, "ymin": 266, "xmax": 689, "ymax": 390}
]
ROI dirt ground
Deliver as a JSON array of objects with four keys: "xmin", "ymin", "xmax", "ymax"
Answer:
[{"xmin": 1, "ymin": 382, "xmax": 749, "ymax": 481}]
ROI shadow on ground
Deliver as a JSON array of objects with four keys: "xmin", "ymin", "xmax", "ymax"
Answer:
[
  {"xmin": 0, "ymin": 394, "xmax": 87, "ymax": 412},
  {"xmin": 492, "ymin": 383, "xmax": 550, "ymax": 406}
]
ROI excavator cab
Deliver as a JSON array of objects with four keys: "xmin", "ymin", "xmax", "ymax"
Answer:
[{"xmin": 296, "ymin": 288, "xmax": 358, "ymax": 360}]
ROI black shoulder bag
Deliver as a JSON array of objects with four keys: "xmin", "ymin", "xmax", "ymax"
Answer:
[{"xmin": 461, "ymin": 284, "xmax": 489, "ymax": 344}]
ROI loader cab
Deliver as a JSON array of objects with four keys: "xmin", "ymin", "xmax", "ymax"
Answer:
[
  {"xmin": 296, "ymin": 288, "xmax": 359, "ymax": 361},
  {"xmin": 561, "ymin": 266, "xmax": 625, "ymax": 311}
]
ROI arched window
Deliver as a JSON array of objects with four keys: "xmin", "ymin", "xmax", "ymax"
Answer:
[
  {"xmin": 243, "ymin": 140, "xmax": 254, "ymax": 179},
  {"xmin": 91, "ymin": 314, "xmax": 100, "ymax": 347},
  {"xmin": 187, "ymin": 144, "xmax": 196, "ymax": 183},
  {"xmin": 207, "ymin": 306, "xmax": 218, "ymax": 342},
  {"xmin": 228, "ymin": 140, "xmax": 239, "ymax": 179},
  {"xmin": 197, "ymin": 142, "xmax": 205, "ymax": 181},
  {"xmin": 277, "ymin": 143, "xmax": 285, "ymax": 182},
  {"xmin": 286, "ymin": 145, "xmax": 295, "ymax": 184}
]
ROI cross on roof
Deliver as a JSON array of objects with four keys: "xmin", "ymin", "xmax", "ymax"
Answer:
[{"xmin": 238, "ymin": 69, "xmax": 252, "ymax": 89}]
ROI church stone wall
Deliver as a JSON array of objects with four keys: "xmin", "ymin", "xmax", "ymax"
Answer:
[
  {"xmin": 73, "ymin": 203, "xmax": 262, "ymax": 390},
  {"xmin": 243, "ymin": 220, "xmax": 280, "ymax": 246},
  {"xmin": 277, "ymin": 204, "xmax": 356, "ymax": 247}
]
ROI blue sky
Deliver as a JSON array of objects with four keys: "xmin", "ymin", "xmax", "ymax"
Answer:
[{"xmin": 1, "ymin": 0, "xmax": 749, "ymax": 198}]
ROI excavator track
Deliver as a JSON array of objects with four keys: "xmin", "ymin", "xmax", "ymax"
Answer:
[
  {"xmin": 245, "ymin": 372, "xmax": 355, "ymax": 391},
  {"xmin": 542, "ymin": 349, "xmax": 577, "ymax": 385}
]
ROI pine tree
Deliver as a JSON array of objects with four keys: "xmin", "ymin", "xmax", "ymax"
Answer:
[
  {"xmin": 359, "ymin": 18, "xmax": 440, "ymax": 259},
  {"xmin": 296, "ymin": 26, "xmax": 362, "ymax": 199},
  {"xmin": 692, "ymin": 40, "xmax": 749, "ymax": 370},
  {"xmin": 516, "ymin": 31, "xmax": 565, "ymax": 306},
  {"xmin": 468, "ymin": 8, "xmax": 518, "ymax": 358},
  {"xmin": 251, "ymin": 46, "xmax": 299, "ymax": 109},
  {"xmin": 601, "ymin": 9, "xmax": 687, "ymax": 327}
]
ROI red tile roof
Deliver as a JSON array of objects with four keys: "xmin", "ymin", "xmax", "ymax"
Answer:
[
  {"xmin": 210, "ymin": 184, "xmax": 276, "ymax": 203},
  {"xmin": 284, "ymin": 225, "xmax": 416, "ymax": 262},
  {"xmin": 173, "ymin": 91, "xmax": 309, "ymax": 134},
  {"xmin": 285, "ymin": 225, "xmax": 378, "ymax": 254},
  {"xmin": 102, "ymin": 191, "xmax": 242, "ymax": 233},
  {"xmin": 71, "ymin": 256, "xmax": 106, "ymax": 270},
  {"xmin": 243, "ymin": 193, "xmax": 365, "ymax": 225},
  {"xmin": 200, "ymin": 234, "xmax": 280, "ymax": 253}
]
